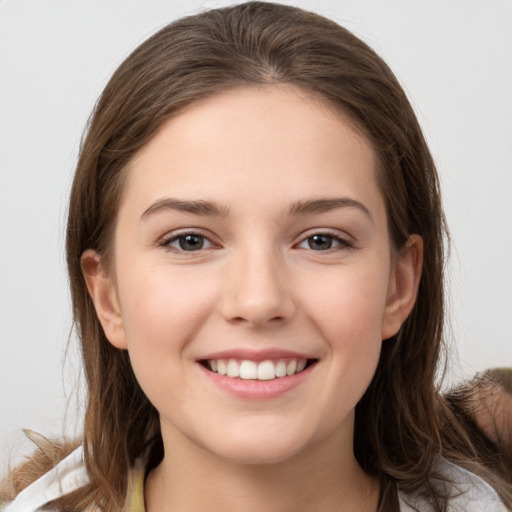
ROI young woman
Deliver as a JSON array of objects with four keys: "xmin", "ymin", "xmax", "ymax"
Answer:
[{"xmin": 1, "ymin": 2, "xmax": 510, "ymax": 511}]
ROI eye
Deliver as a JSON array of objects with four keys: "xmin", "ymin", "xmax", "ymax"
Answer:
[
  {"xmin": 297, "ymin": 232, "xmax": 353, "ymax": 251},
  {"xmin": 163, "ymin": 232, "xmax": 214, "ymax": 252}
]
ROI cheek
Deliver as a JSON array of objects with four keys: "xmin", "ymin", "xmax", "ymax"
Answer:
[
  {"xmin": 302, "ymin": 262, "xmax": 390, "ymax": 343},
  {"xmin": 299, "ymin": 261, "xmax": 389, "ymax": 400},
  {"xmin": 116, "ymin": 264, "xmax": 218, "ymax": 357},
  {"xmin": 114, "ymin": 265, "xmax": 221, "ymax": 413}
]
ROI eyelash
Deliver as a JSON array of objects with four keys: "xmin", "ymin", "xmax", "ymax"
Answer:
[
  {"xmin": 159, "ymin": 229, "xmax": 354, "ymax": 253},
  {"xmin": 295, "ymin": 230, "xmax": 355, "ymax": 252},
  {"xmin": 160, "ymin": 230, "xmax": 215, "ymax": 252}
]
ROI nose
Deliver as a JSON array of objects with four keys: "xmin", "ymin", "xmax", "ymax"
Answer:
[{"xmin": 219, "ymin": 246, "xmax": 295, "ymax": 327}]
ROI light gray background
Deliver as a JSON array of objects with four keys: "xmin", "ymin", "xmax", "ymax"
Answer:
[{"xmin": 1, "ymin": 0, "xmax": 511, "ymax": 474}]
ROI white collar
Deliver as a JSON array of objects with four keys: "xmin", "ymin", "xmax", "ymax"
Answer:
[
  {"xmin": 2, "ymin": 448, "xmax": 506, "ymax": 512},
  {"xmin": 2, "ymin": 446, "xmax": 88, "ymax": 512}
]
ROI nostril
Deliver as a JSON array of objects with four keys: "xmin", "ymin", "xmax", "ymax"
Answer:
[{"xmin": 229, "ymin": 314, "xmax": 286, "ymax": 326}]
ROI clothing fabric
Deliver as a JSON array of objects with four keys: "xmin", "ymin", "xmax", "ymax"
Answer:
[
  {"xmin": 397, "ymin": 457, "xmax": 508, "ymax": 511},
  {"xmin": 2, "ymin": 446, "xmax": 507, "ymax": 511}
]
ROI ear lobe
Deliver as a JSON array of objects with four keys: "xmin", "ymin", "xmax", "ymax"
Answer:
[
  {"xmin": 81, "ymin": 249, "xmax": 128, "ymax": 350},
  {"xmin": 381, "ymin": 235, "xmax": 423, "ymax": 340}
]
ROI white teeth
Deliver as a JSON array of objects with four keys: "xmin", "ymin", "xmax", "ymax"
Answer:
[
  {"xmin": 227, "ymin": 359, "xmax": 240, "ymax": 378},
  {"xmin": 286, "ymin": 359, "xmax": 297, "ymax": 376},
  {"xmin": 275, "ymin": 360, "xmax": 287, "ymax": 378},
  {"xmin": 239, "ymin": 360, "xmax": 257, "ymax": 380},
  {"xmin": 207, "ymin": 358, "xmax": 310, "ymax": 380},
  {"xmin": 217, "ymin": 360, "xmax": 227, "ymax": 375},
  {"xmin": 257, "ymin": 361, "xmax": 275, "ymax": 380}
]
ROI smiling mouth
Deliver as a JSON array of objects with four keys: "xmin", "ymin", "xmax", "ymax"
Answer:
[{"xmin": 200, "ymin": 358, "xmax": 317, "ymax": 381}]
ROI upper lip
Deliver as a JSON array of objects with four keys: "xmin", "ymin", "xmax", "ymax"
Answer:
[{"xmin": 198, "ymin": 348, "xmax": 316, "ymax": 361}]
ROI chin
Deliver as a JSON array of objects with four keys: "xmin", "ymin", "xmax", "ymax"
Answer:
[
  {"xmin": 214, "ymin": 440, "xmax": 304, "ymax": 466},
  {"xmin": 198, "ymin": 422, "xmax": 315, "ymax": 466}
]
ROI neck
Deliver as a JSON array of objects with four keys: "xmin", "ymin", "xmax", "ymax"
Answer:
[{"xmin": 145, "ymin": 423, "xmax": 379, "ymax": 512}]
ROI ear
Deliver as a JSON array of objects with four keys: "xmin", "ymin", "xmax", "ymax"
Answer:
[
  {"xmin": 381, "ymin": 235, "xmax": 423, "ymax": 340},
  {"xmin": 81, "ymin": 249, "xmax": 128, "ymax": 349}
]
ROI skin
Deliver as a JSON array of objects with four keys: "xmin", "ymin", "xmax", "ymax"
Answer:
[{"xmin": 82, "ymin": 85, "xmax": 423, "ymax": 511}]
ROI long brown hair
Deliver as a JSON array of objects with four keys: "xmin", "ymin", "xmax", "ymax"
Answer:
[{"xmin": 3, "ymin": 2, "xmax": 510, "ymax": 510}]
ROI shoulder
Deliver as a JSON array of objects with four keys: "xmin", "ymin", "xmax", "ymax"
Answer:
[
  {"xmin": 398, "ymin": 457, "xmax": 507, "ymax": 511},
  {"xmin": 1, "ymin": 447, "xmax": 89, "ymax": 512}
]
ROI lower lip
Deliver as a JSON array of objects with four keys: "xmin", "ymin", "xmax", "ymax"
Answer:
[{"xmin": 198, "ymin": 362, "xmax": 316, "ymax": 399}]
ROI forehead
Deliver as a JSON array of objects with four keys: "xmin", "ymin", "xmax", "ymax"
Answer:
[{"xmin": 121, "ymin": 85, "xmax": 381, "ymax": 216}]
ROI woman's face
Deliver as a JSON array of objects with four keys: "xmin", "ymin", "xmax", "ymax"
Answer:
[{"xmin": 84, "ymin": 85, "xmax": 420, "ymax": 465}]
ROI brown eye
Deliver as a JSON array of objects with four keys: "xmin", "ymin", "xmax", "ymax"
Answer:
[
  {"xmin": 297, "ymin": 232, "xmax": 354, "ymax": 251},
  {"xmin": 179, "ymin": 234, "xmax": 204, "ymax": 251},
  {"xmin": 307, "ymin": 234, "xmax": 334, "ymax": 251},
  {"xmin": 164, "ymin": 233, "xmax": 213, "ymax": 252}
]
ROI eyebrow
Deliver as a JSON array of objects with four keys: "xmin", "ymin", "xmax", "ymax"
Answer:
[
  {"xmin": 141, "ymin": 198, "xmax": 230, "ymax": 220},
  {"xmin": 287, "ymin": 197, "xmax": 373, "ymax": 222},
  {"xmin": 140, "ymin": 196, "xmax": 372, "ymax": 222}
]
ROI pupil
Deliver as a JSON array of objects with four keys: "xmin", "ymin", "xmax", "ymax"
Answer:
[
  {"xmin": 309, "ymin": 235, "xmax": 332, "ymax": 250},
  {"xmin": 179, "ymin": 235, "xmax": 203, "ymax": 251}
]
